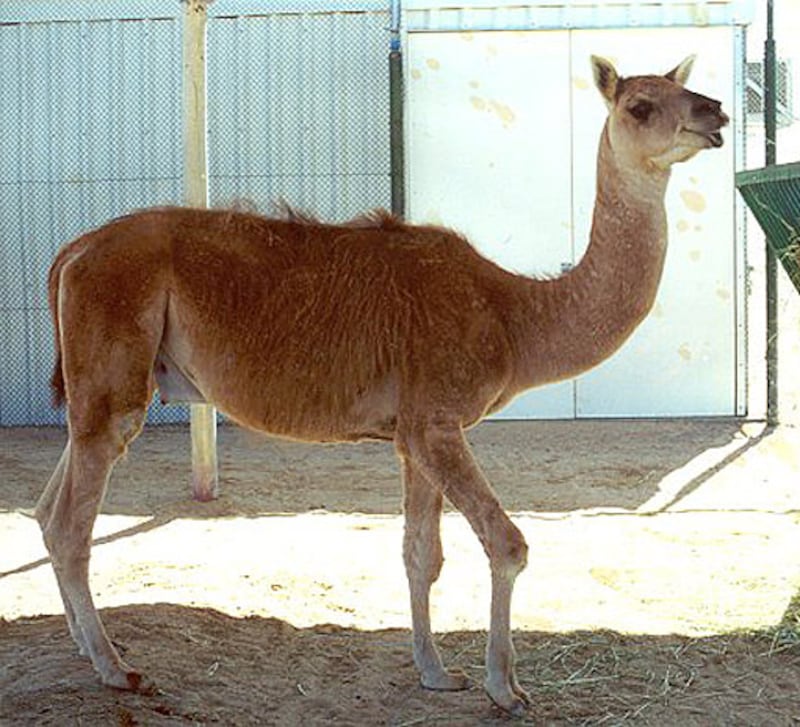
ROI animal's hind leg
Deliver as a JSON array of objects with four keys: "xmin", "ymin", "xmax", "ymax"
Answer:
[
  {"xmin": 39, "ymin": 410, "xmax": 147, "ymax": 690},
  {"xmin": 41, "ymin": 240, "xmax": 165, "ymax": 688},
  {"xmin": 400, "ymin": 457, "xmax": 470, "ymax": 691},
  {"xmin": 36, "ymin": 442, "xmax": 85, "ymax": 654}
]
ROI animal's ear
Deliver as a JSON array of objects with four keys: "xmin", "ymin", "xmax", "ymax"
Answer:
[
  {"xmin": 665, "ymin": 55, "xmax": 695, "ymax": 86},
  {"xmin": 591, "ymin": 55, "xmax": 620, "ymax": 107}
]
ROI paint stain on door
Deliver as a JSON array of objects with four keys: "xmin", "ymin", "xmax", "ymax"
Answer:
[
  {"xmin": 490, "ymin": 100, "xmax": 516, "ymax": 127},
  {"xmin": 468, "ymin": 96, "xmax": 516, "ymax": 128},
  {"xmin": 470, "ymin": 95, "xmax": 487, "ymax": 111},
  {"xmin": 680, "ymin": 189, "xmax": 706, "ymax": 213}
]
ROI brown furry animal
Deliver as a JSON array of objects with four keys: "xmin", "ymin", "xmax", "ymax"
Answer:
[{"xmin": 37, "ymin": 56, "xmax": 727, "ymax": 715}]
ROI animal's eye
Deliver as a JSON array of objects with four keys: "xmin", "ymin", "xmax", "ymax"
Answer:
[{"xmin": 628, "ymin": 100, "xmax": 654, "ymax": 122}]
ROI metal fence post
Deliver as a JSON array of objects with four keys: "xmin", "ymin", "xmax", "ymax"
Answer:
[
  {"xmin": 764, "ymin": 0, "xmax": 779, "ymax": 426},
  {"xmin": 182, "ymin": 0, "xmax": 218, "ymax": 500},
  {"xmin": 389, "ymin": 0, "xmax": 405, "ymax": 218}
]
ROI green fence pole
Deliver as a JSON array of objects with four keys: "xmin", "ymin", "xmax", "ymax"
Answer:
[
  {"xmin": 765, "ymin": 0, "xmax": 779, "ymax": 425},
  {"xmin": 389, "ymin": 0, "xmax": 405, "ymax": 218}
]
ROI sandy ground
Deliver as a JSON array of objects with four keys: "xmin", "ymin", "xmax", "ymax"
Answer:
[{"xmin": 2, "ymin": 419, "xmax": 800, "ymax": 725}]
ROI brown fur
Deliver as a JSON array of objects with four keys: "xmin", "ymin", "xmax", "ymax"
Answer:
[{"xmin": 36, "ymin": 57, "xmax": 727, "ymax": 715}]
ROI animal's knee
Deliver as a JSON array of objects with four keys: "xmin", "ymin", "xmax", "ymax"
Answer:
[
  {"xmin": 404, "ymin": 535, "xmax": 445, "ymax": 583},
  {"xmin": 114, "ymin": 410, "xmax": 145, "ymax": 452},
  {"xmin": 427, "ymin": 547, "xmax": 444, "ymax": 582},
  {"xmin": 494, "ymin": 524, "xmax": 528, "ymax": 579},
  {"xmin": 509, "ymin": 530, "xmax": 528, "ymax": 575},
  {"xmin": 70, "ymin": 408, "xmax": 145, "ymax": 461},
  {"xmin": 41, "ymin": 515, "xmax": 92, "ymax": 566}
]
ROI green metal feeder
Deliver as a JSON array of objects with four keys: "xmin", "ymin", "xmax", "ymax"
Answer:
[{"xmin": 736, "ymin": 162, "xmax": 800, "ymax": 296}]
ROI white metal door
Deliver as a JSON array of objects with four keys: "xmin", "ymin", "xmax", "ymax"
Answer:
[
  {"xmin": 406, "ymin": 30, "xmax": 575, "ymax": 418},
  {"xmin": 406, "ymin": 28, "xmax": 740, "ymax": 418}
]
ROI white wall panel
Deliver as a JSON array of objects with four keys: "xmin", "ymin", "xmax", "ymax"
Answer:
[{"xmin": 406, "ymin": 30, "xmax": 576, "ymax": 418}]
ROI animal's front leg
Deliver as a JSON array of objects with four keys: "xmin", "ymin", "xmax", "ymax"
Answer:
[
  {"xmin": 486, "ymin": 566, "xmax": 531, "ymax": 711},
  {"xmin": 403, "ymin": 422, "xmax": 530, "ymax": 715},
  {"xmin": 400, "ymin": 457, "xmax": 470, "ymax": 691}
]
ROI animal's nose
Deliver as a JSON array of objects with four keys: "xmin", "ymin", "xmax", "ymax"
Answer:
[
  {"xmin": 691, "ymin": 95, "xmax": 728, "ymax": 128},
  {"xmin": 692, "ymin": 97, "xmax": 722, "ymax": 116}
]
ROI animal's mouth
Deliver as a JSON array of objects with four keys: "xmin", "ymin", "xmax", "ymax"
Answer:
[
  {"xmin": 686, "ymin": 110, "xmax": 728, "ymax": 149},
  {"xmin": 685, "ymin": 128, "xmax": 725, "ymax": 148}
]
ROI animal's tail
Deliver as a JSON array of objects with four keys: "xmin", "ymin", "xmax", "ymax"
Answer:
[{"xmin": 48, "ymin": 243, "xmax": 76, "ymax": 408}]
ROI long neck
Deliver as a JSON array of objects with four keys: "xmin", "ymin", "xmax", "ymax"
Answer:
[{"xmin": 509, "ymin": 124, "xmax": 671, "ymax": 390}]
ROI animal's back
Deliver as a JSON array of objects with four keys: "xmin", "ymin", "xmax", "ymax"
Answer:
[{"xmin": 162, "ymin": 207, "xmax": 516, "ymax": 437}]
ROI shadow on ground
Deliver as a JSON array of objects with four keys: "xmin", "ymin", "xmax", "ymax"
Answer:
[{"xmin": 2, "ymin": 603, "xmax": 799, "ymax": 726}]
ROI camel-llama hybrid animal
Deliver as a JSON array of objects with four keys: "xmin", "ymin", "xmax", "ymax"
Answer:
[{"xmin": 37, "ymin": 56, "xmax": 727, "ymax": 715}]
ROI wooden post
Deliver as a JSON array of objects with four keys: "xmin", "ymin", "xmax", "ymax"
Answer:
[{"xmin": 182, "ymin": 0, "xmax": 218, "ymax": 501}]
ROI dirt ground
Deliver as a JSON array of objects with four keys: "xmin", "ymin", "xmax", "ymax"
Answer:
[{"xmin": 2, "ymin": 419, "xmax": 800, "ymax": 725}]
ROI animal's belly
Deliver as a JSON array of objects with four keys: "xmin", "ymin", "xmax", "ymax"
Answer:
[
  {"xmin": 164, "ymin": 360, "xmax": 398, "ymax": 444},
  {"xmin": 223, "ymin": 386, "xmax": 399, "ymax": 443}
]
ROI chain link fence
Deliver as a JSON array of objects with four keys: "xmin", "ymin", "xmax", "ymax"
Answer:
[{"xmin": 0, "ymin": 1, "xmax": 392, "ymax": 426}]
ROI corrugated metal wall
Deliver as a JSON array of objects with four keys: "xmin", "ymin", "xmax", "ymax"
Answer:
[
  {"xmin": 0, "ymin": 8, "xmax": 183, "ymax": 426},
  {"xmin": 207, "ymin": 8, "xmax": 390, "ymax": 220},
  {"xmin": 0, "ymin": 1, "xmax": 391, "ymax": 426}
]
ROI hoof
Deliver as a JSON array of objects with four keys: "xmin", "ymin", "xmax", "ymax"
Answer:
[
  {"xmin": 486, "ymin": 681, "xmax": 531, "ymax": 717},
  {"xmin": 103, "ymin": 668, "xmax": 143, "ymax": 692},
  {"xmin": 125, "ymin": 671, "xmax": 143, "ymax": 692},
  {"xmin": 421, "ymin": 668, "xmax": 471, "ymax": 692},
  {"xmin": 504, "ymin": 697, "xmax": 530, "ymax": 719}
]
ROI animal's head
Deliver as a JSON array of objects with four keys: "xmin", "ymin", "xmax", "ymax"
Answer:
[{"xmin": 591, "ymin": 55, "xmax": 729, "ymax": 171}]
